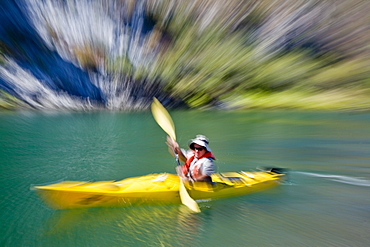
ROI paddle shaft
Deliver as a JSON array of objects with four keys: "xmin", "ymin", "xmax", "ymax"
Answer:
[{"xmin": 151, "ymin": 98, "xmax": 200, "ymax": 213}]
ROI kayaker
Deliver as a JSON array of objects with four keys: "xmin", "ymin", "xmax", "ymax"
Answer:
[{"xmin": 167, "ymin": 135, "xmax": 216, "ymax": 183}]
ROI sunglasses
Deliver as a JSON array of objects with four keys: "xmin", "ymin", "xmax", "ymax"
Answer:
[{"xmin": 192, "ymin": 147, "xmax": 205, "ymax": 151}]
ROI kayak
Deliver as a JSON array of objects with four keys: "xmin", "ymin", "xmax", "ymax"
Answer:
[{"xmin": 33, "ymin": 168, "xmax": 286, "ymax": 210}]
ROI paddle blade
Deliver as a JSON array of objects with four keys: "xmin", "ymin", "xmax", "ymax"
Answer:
[
  {"xmin": 151, "ymin": 97, "xmax": 176, "ymax": 141},
  {"xmin": 179, "ymin": 180, "xmax": 201, "ymax": 213}
]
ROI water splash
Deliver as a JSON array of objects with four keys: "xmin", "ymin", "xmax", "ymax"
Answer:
[
  {"xmin": 0, "ymin": 0, "xmax": 160, "ymax": 110},
  {"xmin": 296, "ymin": 171, "xmax": 370, "ymax": 187}
]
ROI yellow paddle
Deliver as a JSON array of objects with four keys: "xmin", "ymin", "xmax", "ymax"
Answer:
[{"xmin": 151, "ymin": 97, "xmax": 201, "ymax": 213}]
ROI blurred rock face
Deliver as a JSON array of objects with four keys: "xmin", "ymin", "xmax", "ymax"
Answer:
[{"xmin": 1, "ymin": 0, "xmax": 369, "ymax": 111}]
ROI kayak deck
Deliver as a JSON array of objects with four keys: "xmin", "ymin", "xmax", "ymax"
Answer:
[
  {"xmin": 33, "ymin": 169, "xmax": 285, "ymax": 209},
  {"xmin": 33, "ymin": 174, "xmax": 182, "ymax": 209}
]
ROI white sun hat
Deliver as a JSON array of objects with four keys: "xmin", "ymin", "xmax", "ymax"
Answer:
[{"xmin": 189, "ymin": 135, "xmax": 211, "ymax": 152}]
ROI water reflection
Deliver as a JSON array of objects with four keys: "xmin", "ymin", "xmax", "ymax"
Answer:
[{"xmin": 41, "ymin": 205, "xmax": 214, "ymax": 246}]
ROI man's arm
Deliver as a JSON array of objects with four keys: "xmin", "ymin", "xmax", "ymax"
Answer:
[{"xmin": 194, "ymin": 158, "xmax": 216, "ymax": 182}]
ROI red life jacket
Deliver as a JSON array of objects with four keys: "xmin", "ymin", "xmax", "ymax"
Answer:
[{"xmin": 182, "ymin": 152, "xmax": 216, "ymax": 178}]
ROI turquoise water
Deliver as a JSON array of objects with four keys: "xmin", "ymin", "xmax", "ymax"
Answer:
[{"xmin": 1, "ymin": 110, "xmax": 370, "ymax": 246}]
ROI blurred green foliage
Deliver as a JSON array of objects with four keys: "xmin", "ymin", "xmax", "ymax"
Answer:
[
  {"xmin": 1, "ymin": 0, "xmax": 370, "ymax": 110},
  {"xmin": 143, "ymin": 0, "xmax": 370, "ymax": 110},
  {"xmin": 0, "ymin": 90, "xmax": 26, "ymax": 110}
]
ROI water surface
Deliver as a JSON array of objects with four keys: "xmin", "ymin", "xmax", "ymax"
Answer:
[{"xmin": 1, "ymin": 110, "xmax": 369, "ymax": 246}]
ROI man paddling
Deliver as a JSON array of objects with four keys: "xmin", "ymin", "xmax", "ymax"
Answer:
[{"xmin": 167, "ymin": 135, "xmax": 216, "ymax": 183}]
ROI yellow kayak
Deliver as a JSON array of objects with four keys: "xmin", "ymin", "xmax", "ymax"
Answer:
[{"xmin": 33, "ymin": 168, "xmax": 285, "ymax": 209}]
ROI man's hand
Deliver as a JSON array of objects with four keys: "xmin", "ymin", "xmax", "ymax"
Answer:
[
  {"xmin": 166, "ymin": 135, "xmax": 187, "ymax": 162},
  {"xmin": 166, "ymin": 136, "xmax": 179, "ymax": 153}
]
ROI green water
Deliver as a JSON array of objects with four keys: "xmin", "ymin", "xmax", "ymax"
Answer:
[{"xmin": 1, "ymin": 110, "xmax": 369, "ymax": 247}]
